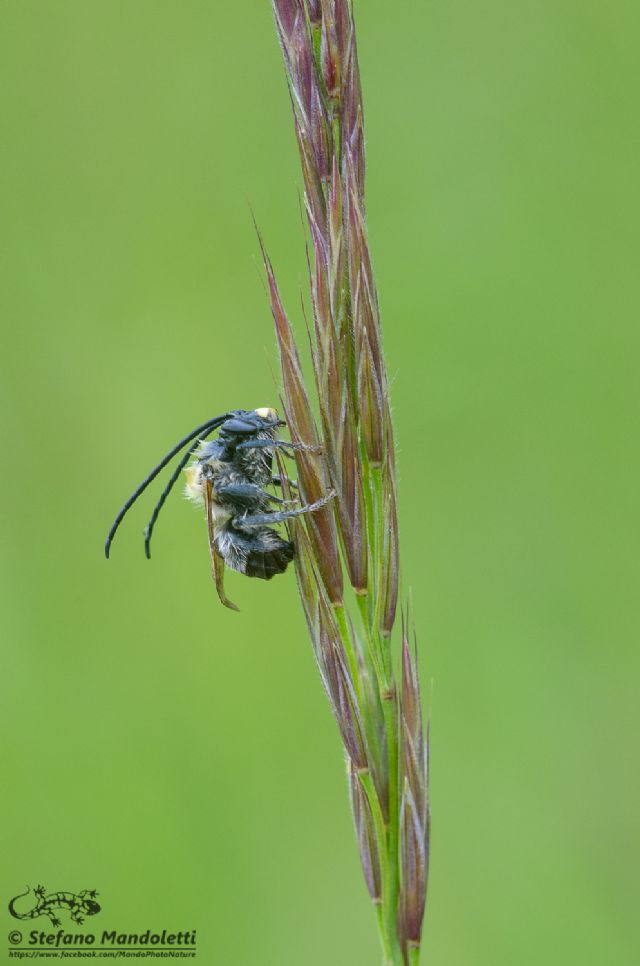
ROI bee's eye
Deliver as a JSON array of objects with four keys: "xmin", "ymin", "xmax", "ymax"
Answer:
[{"xmin": 221, "ymin": 417, "xmax": 258, "ymax": 434}]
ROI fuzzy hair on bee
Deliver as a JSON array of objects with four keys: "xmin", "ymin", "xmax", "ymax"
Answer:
[{"xmin": 105, "ymin": 406, "xmax": 333, "ymax": 610}]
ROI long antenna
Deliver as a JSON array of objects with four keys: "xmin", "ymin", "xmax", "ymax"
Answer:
[
  {"xmin": 143, "ymin": 426, "xmax": 215, "ymax": 559},
  {"xmin": 104, "ymin": 414, "xmax": 230, "ymax": 558}
]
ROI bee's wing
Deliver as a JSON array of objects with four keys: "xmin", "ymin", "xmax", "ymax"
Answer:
[{"xmin": 204, "ymin": 480, "xmax": 240, "ymax": 612}]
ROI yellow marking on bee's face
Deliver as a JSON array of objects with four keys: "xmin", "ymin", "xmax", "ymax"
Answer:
[
  {"xmin": 255, "ymin": 407, "xmax": 278, "ymax": 419},
  {"xmin": 184, "ymin": 465, "xmax": 203, "ymax": 503}
]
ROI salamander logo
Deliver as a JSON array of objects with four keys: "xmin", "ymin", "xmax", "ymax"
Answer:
[{"xmin": 8, "ymin": 884, "xmax": 101, "ymax": 927}]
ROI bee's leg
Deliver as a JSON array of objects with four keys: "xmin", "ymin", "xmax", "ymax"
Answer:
[
  {"xmin": 204, "ymin": 480, "xmax": 239, "ymax": 612},
  {"xmin": 235, "ymin": 439, "xmax": 290, "ymax": 452},
  {"xmin": 272, "ymin": 474, "xmax": 298, "ymax": 490},
  {"xmin": 215, "ymin": 483, "xmax": 292, "ymax": 507},
  {"xmin": 236, "ymin": 439, "xmax": 322, "ymax": 456},
  {"xmin": 233, "ymin": 491, "xmax": 335, "ymax": 529}
]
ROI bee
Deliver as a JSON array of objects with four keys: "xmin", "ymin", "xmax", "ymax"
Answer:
[{"xmin": 105, "ymin": 407, "xmax": 332, "ymax": 610}]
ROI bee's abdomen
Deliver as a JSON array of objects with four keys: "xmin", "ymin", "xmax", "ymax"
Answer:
[
  {"xmin": 245, "ymin": 539, "xmax": 294, "ymax": 580},
  {"xmin": 215, "ymin": 525, "xmax": 294, "ymax": 580}
]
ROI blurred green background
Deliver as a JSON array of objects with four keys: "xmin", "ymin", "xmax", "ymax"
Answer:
[{"xmin": 1, "ymin": 1, "xmax": 637, "ymax": 964}]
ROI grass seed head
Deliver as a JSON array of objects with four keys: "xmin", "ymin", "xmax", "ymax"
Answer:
[{"xmin": 266, "ymin": 2, "xmax": 428, "ymax": 960}]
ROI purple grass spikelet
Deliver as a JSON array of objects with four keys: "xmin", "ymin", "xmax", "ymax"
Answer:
[{"xmin": 262, "ymin": 3, "xmax": 429, "ymax": 962}]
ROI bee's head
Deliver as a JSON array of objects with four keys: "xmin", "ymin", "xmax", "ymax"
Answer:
[{"xmin": 218, "ymin": 408, "xmax": 285, "ymax": 441}]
